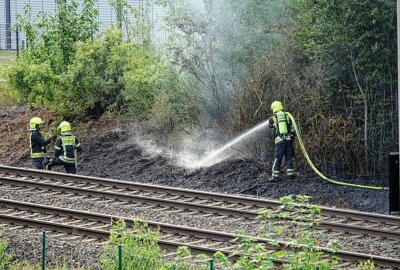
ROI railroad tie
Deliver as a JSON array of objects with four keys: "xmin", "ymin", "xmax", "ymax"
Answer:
[
  {"xmin": 92, "ymin": 224, "xmax": 110, "ymax": 230},
  {"xmin": 63, "ymin": 219, "xmax": 83, "ymax": 225},
  {"xmin": 347, "ymin": 234, "xmax": 365, "ymax": 240},
  {"xmin": 100, "ymin": 199, "xmax": 114, "ymax": 203},
  {"xmin": 186, "ymin": 239, "xmax": 208, "ymax": 245},
  {"xmin": 114, "ymin": 201, "xmax": 128, "ymax": 206},
  {"xmin": 167, "ymin": 209, "xmax": 185, "ymax": 214}
]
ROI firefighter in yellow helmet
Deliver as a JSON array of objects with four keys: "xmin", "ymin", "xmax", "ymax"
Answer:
[
  {"xmin": 28, "ymin": 117, "xmax": 54, "ymax": 169},
  {"xmin": 268, "ymin": 101, "xmax": 295, "ymax": 182},
  {"xmin": 45, "ymin": 121, "xmax": 82, "ymax": 174}
]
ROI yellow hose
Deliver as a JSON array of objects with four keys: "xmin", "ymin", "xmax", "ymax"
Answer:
[{"xmin": 285, "ymin": 112, "xmax": 388, "ymax": 191}]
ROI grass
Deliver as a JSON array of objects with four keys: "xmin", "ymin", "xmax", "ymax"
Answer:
[{"xmin": 0, "ymin": 50, "xmax": 16, "ymax": 66}]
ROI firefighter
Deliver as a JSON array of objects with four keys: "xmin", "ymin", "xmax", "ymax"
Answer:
[
  {"xmin": 46, "ymin": 121, "xmax": 82, "ymax": 174},
  {"xmin": 268, "ymin": 101, "xmax": 295, "ymax": 181},
  {"xmin": 28, "ymin": 117, "xmax": 54, "ymax": 169}
]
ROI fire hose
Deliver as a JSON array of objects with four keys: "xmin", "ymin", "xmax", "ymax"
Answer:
[{"xmin": 286, "ymin": 112, "xmax": 388, "ymax": 191}]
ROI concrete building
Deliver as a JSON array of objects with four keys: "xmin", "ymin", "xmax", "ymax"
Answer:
[{"xmin": 0, "ymin": 0, "xmax": 166, "ymax": 50}]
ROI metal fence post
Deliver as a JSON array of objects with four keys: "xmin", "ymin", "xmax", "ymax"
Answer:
[
  {"xmin": 118, "ymin": 244, "xmax": 122, "ymax": 270},
  {"xmin": 389, "ymin": 152, "xmax": 400, "ymax": 214},
  {"xmin": 16, "ymin": 30, "xmax": 19, "ymax": 56},
  {"xmin": 209, "ymin": 259, "xmax": 214, "ymax": 270},
  {"xmin": 41, "ymin": 230, "xmax": 46, "ymax": 270}
]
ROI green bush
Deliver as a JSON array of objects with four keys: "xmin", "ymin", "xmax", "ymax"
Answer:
[
  {"xmin": 148, "ymin": 71, "xmax": 203, "ymax": 133},
  {"xmin": 100, "ymin": 219, "xmax": 164, "ymax": 270},
  {"xmin": 100, "ymin": 219, "xmax": 212, "ymax": 270},
  {"xmin": 0, "ymin": 82, "xmax": 19, "ymax": 107},
  {"xmin": 5, "ymin": 60, "xmax": 58, "ymax": 106},
  {"xmin": 5, "ymin": 26, "xmax": 201, "ymax": 129},
  {"xmin": 0, "ymin": 231, "xmax": 13, "ymax": 270}
]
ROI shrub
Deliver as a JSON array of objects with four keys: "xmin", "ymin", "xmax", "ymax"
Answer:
[
  {"xmin": 0, "ymin": 231, "xmax": 13, "ymax": 270},
  {"xmin": 0, "ymin": 82, "xmax": 19, "ymax": 108},
  {"xmin": 100, "ymin": 219, "xmax": 164, "ymax": 270}
]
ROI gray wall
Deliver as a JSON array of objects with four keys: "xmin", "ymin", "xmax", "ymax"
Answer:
[{"xmin": 0, "ymin": 0, "xmax": 166, "ymax": 50}]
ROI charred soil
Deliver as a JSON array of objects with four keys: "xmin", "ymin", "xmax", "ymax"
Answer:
[{"xmin": 1, "ymin": 107, "xmax": 389, "ymax": 214}]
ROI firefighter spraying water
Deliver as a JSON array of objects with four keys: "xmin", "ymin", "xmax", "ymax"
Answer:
[
  {"xmin": 268, "ymin": 101, "xmax": 295, "ymax": 182},
  {"xmin": 197, "ymin": 101, "xmax": 387, "ymax": 190}
]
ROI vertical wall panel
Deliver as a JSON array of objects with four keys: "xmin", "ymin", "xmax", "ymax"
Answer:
[
  {"xmin": 0, "ymin": 0, "xmax": 166, "ymax": 50},
  {"xmin": 0, "ymin": 0, "xmax": 5, "ymax": 50}
]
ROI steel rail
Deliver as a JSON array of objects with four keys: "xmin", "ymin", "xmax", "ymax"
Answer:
[
  {"xmin": 0, "ymin": 212, "xmax": 227, "ymax": 257},
  {"xmin": 0, "ymin": 165, "xmax": 398, "ymax": 223},
  {"xmin": 0, "ymin": 166, "xmax": 399, "ymax": 241},
  {"xmin": 0, "ymin": 175, "xmax": 258, "ymax": 218},
  {"xmin": 0, "ymin": 198, "xmax": 399, "ymax": 268}
]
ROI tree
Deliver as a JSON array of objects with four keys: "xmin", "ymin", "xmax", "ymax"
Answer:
[
  {"xmin": 158, "ymin": 0, "xmax": 290, "ymax": 122},
  {"xmin": 293, "ymin": 0, "xmax": 397, "ymax": 173}
]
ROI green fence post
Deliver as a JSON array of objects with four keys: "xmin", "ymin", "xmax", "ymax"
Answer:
[
  {"xmin": 118, "ymin": 244, "xmax": 122, "ymax": 270},
  {"xmin": 41, "ymin": 230, "xmax": 46, "ymax": 270},
  {"xmin": 209, "ymin": 259, "xmax": 214, "ymax": 270}
]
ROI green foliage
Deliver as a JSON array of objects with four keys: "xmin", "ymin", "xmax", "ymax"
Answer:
[
  {"xmin": 5, "ymin": 0, "xmax": 201, "ymax": 133},
  {"xmin": 0, "ymin": 231, "xmax": 13, "ymax": 270},
  {"xmin": 15, "ymin": 1, "xmax": 98, "ymax": 71},
  {"xmin": 216, "ymin": 195, "xmax": 343, "ymax": 269},
  {"xmin": 0, "ymin": 82, "xmax": 19, "ymax": 107},
  {"xmin": 5, "ymin": 0, "xmax": 99, "ymax": 115},
  {"xmin": 357, "ymin": 260, "xmax": 376, "ymax": 270},
  {"xmin": 108, "ymin": 0, "xmax": 153, "ymax": 44},
  {"xmin": 148, "ymin": 71, "xmax": 203, "ymax": 132},
  {"xmin": 5, "ymin": 60, "xmax": 58, "ymax": 106},
  {"xmin": 158, "ymin": 0, "xmax": 291, "ymax": 120},
  {"xmin": 100, "ymin": 219, "xmax": 211, "ymax": 270},
  {"xmin": 0, "ymin": 51, "xmax": 16, "ymax": 66},
  {"xmin": 292, "ymin": 0, "xmax": 397, "ymax": 173},
  {"xmin": 100, "ymin": 219, "xmax": 164, "ymax": 270}
]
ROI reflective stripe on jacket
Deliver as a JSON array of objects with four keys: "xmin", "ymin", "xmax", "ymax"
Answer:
[
  {"xmin": 29, "ymin": 130, "xmax": 51, "ymax": 158},
  {"xmin": 54, "ymin": 134, "xmax": 82, "ymax": 164}
]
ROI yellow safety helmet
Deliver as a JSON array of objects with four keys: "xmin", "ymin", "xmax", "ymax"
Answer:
[
  {"xmin": 271, "ymin": 101, "xmax": 284, "ymax": 113},
  {"xmin": 29, "ymin": 117, "xmax": 43, "ymax": 130},
  {"xmin": 58, "ymin": 121, "xmax": 72, "ymax": 133}
]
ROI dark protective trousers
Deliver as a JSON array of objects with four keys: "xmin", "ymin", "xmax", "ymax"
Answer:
[
  {"xmin": 46, "ymin": 157, "xmax": 77, "ymax": 174},
  {"xmin": 272, "ymin": 141, "xmax": 294, "ymax": 178},
  {"xmin": 32, "ymin": 158, "xmax": 44, "ymax": 169},
  {"xmin": 32, "ymin": 158, "xmax": 50, "ymax": 170}
]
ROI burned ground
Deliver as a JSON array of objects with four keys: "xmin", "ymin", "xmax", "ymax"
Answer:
[{"xmin": 2, "ymin": 108, "xmax": 388, "ymax": 214}]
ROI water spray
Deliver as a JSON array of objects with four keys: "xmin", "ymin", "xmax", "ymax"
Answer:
[
  {"xmin": 196, "ymin": 120, "xmax": 271, "ymax": 167},
  {"xmin": 196, "ymin": 112, "xmax": 388, "ymax": 191}
]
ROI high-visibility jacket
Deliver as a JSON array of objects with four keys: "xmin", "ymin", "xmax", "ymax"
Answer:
[
  {"xmin": 29, "ymin": 130, "xmax": 52, "ymax": 159},
  {"xmin": 54, "ymin": 133, "xmax": 83, "ymax": 164},
  {"xmin": 268, "ymin": 111, "xmax": 295, "ymax": 144}
]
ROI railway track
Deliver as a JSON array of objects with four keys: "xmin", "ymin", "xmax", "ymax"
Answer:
[
  {"xmin": 0, "ymin": 197, "xmax": 399, "ymax": 268},
  {"xmin": 0, "ymin": 165, "xmax": 399, "ymax": 243}
]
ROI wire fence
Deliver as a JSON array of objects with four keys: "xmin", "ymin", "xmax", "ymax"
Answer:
[
  {"xmin": 0, "ymin": 0, "xmax": 168, "ymax": 51},
  {"xmin": 0, "ymin": 23, "xmax": 25, "ymax": 52},
  {"xmin": 34, "ymin": 230, "xmax": 220, "ymax": 270}
]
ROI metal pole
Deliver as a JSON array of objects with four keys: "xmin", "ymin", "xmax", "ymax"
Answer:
[
  {"xmin": 397, "ymin": 0, "xmax": 400, "ymax": 153},
  {"xmin": 118, "ymin": 244, "xmax": 122, "ymax": 270},
  {"xmin": 5, "ymin": 0, "xmax": 11, "ymax": 50},
  {"xmin": 209, "ymin": 259, "xmax": 214, "ymax": 270},
  {"xmin": 16, "ymin": 30, "xmax": 19, "ymax": 56},
  {"xmin": 41, "ymin": 231, "xmax": 46, "ymax": 270}
]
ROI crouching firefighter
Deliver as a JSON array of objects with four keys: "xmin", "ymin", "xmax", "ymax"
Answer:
[
  {"xmin": 28, "ymin": 117, "xmax": 54, "ymax": 169},
  {"xmin": 46, "ymin": 121, "xmax": 82, "ymax": 174},
  {"xmin": 268, "ymin": 101, "xmax": 295, "ymax": 182}
]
